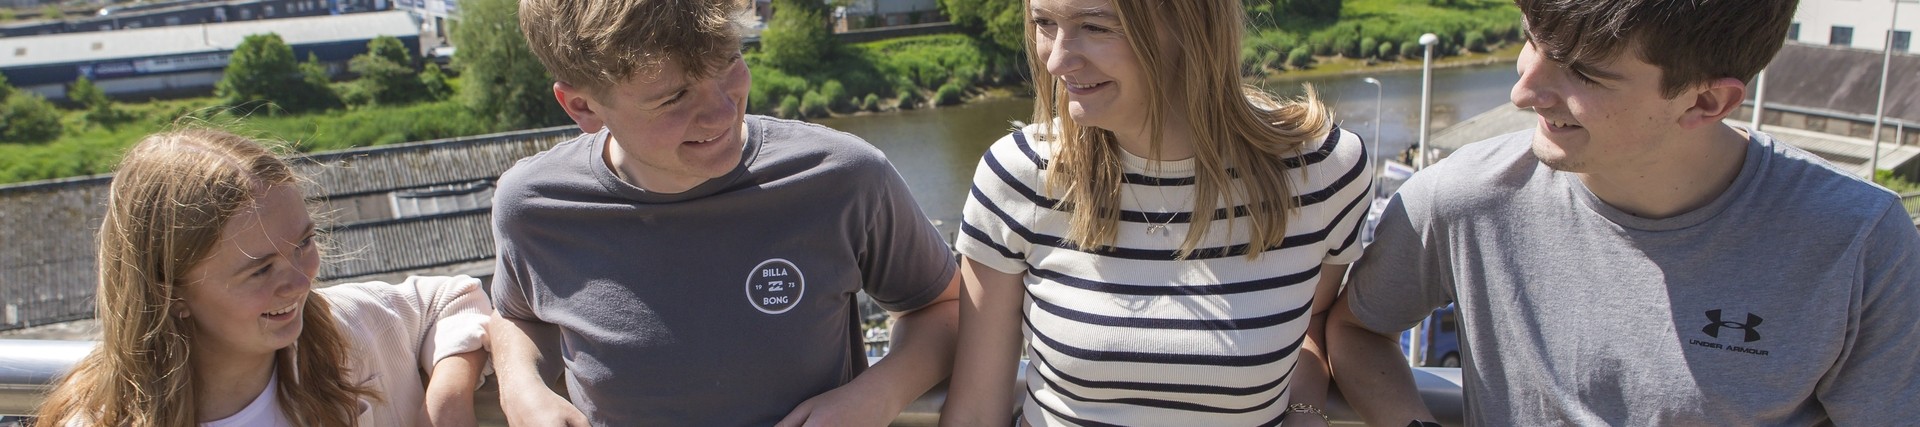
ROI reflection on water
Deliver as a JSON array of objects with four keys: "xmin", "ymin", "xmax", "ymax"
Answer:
[{"xmin": 812, "ymin": 62, "xmax": 1521, "ymax": 240}]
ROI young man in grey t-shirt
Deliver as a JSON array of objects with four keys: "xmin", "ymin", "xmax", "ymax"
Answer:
[
  {"xmin": 1328, "ymin": 0, "xmax": 1920, "ymax": 425},
  {"xmin": 486, "ymin": 1, "xmax": 961, "ymax": 425}
]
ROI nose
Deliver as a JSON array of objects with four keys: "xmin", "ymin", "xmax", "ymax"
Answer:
[
  {"xmin": 1510, "ymin": 44, "xmax": 1558, "ymax": 110},
  {"xmin": 693, "ymin": 75, "xmax": 741, "ymax": 131},
  {"xmin": 1042, "ymin": 31, "xmax": 1084, "ymax": 79},
  {"xmin": 274, "ymin": 263, "xmax": 313, "ymax": 298}
]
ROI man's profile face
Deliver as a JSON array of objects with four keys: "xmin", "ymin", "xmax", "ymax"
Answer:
[
  {"xmin": 1510, "ymin": 39, "xmax": 1696, "ymax": 174},
  {"xmin": 582, "ymin": 53, "xmax": 753, "ymax": 192}
]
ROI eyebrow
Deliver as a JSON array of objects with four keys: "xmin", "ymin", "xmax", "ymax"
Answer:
[
  {"xmin": 643, "ymin": 82, "xmax": 690, "ymax": 107},
  {"xmin": 225, "ymin": 222, "xmax": 315, "ymax": 277},
  {"xmin": 1570, "ymin": 62, "xmax": 1625, "ymax": 81},
  {"xmin": 1031, "ymin": 7, "xmax": 1116, "ymax": 20}
]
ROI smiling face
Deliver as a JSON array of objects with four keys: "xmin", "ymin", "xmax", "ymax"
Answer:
[
  {"xmin": 1511, "ymin": 39, "xmax": 1697, "ymax": 173},
  {"xmin": 557, "ymin": 53, "xmax": 752, "ymax": 194},
  {"xmin": 177, "ymin": 184, "xmax": 320, "ymax": 359},
  {"xmin": 1030, "ymin": 0, "xmax": 1153, "ymax": 137}
]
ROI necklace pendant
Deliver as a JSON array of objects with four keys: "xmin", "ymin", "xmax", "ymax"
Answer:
[{"xmin": 1146, "ymin": 223, "xmax": 1167, "ymax": 235}]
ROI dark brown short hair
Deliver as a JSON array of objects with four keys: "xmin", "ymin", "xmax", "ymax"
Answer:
[
  {"xmin": 518, "ymin": 0, "xmax": 749, "ymax": 95},
  {"xmin": 1516, "ymin": 0, "xmax": 1798, "ymax": 98}
]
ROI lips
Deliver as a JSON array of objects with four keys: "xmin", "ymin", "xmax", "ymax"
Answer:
[
  {"xmin": 685, "ymin": 132, "xmax": 724, "ymax": 145},
  {"xmin": 1540, "ymin": 115, "xmax": 1583, "ymax": 133},
  {"xmin": 1062, "ymin": 78, "xmax": 1110, "ymax": 95},
  {"xmin": 263, "ymin": 301, "xmax": 299, "ymax": 318}
]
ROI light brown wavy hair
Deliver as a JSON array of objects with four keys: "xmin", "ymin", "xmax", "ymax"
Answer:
[
  {"xmin": 1027, "ymin": 0, "xmax": 1332, "ymax": 259},
  {"xmin": 35, "ymin": 128, "xmax": 374, "ymax": 427},
  {"xmin": 518, "ymin": 0, "xmax": 751, "ymax": 96}
]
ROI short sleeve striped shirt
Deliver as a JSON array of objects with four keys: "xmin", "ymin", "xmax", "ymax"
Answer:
[{"xmin": 955, "ymin": 123, "xmax": 1373, "ymax": 426}]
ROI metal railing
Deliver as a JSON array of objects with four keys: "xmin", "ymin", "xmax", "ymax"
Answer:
[{"xmin": 0, "ymin": 339, "xmax": 1466, "ymax": 426}]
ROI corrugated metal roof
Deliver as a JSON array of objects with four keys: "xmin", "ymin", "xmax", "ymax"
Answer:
[
  {"xmin": 0, "ymin": 10, "xmax": 419, "ymax": 69},
  {"xmin": 0, "ymin": 126, "xmax": 578, "ymax": 331},
  {"xmin": 1767, "ymin": 43, "xmax": 1920, "ymax": 124}
]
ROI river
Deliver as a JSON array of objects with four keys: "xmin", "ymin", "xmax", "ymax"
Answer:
[{"xmin": 813, "ymin": 61, "xmax": 1522, "ymax": 238}]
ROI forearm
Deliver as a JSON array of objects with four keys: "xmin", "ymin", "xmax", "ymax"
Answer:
[
  {"xmin": 488, "ymin": 313, "xmax": 561, "ymax": 392},
  {"xmin": 852, "ymin": 299, "xmax": 961, "ymax": 416},
  {"xmin": 423, "ymin": 351, "xmax": 487, "ymax": 427},
  {"xmin": 1283, "ymin": 312, "xmax": 1332, "ymax": 424},
  {"xmin": 1327, "ymin": 300, "xmax": 1433, "ymax": 425},
  {"xmin": 939, "ymin": 261, "xmax": 1026, "ymax": 427}
]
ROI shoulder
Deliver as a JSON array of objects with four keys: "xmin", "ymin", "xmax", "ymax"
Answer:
[
  {"xmin": 749, "ymin": 115, "xmax": 899, "ymax": 180},
  {"xmin": 495, "ymin": 129, "xmax": 603, "ymax": 201},
  {"xmin": 1396, "ymin": 129, "xmax": 1538, "ymax": 203},
  {"xmin": 1750, "ymin": 132, "xmax": 1903, "ymax": 227}
]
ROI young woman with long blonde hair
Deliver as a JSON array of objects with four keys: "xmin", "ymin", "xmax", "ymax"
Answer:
[
  {"xmin": 34, "ymin": 128, "xmax": 492, "ymax": 427},
  {"xmin": 942, "ymin": 1, "xmax": 1373, "ymax": 425}
]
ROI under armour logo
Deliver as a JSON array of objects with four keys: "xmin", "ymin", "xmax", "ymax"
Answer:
[{"xmin": 1703, "ymin": 309, "xmax": 1763, "ymax": 342}]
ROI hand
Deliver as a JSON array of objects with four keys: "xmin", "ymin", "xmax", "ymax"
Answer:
[
  {"xmin": 498, "ymin": 387, "xmax": 589, "ymax": 427},
  {"xmin": 1284, "ymin": 410, "xmax": 1332, "ymax": 427},
  {"xmin": 774, "ymin": 382, "xmax": 897, "ymax": 427}
]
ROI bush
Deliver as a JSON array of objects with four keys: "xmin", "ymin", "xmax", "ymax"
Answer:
[
  {"xmin": 896, "ymin": 88, "xmax": 922, "ymax": 110},
  {"xmin": 800, "ymin": 90, "xmax": 829, "ymax": 118},
  {"xmin": 1378, "ymin": 41, "xmax": 1398, "ymax": 60},
  {"xmin": 819, "ymin": 80, "xmax": 848, "ymax": 112},
  {"xmin": 933, "ymin": 80, "xmax": 966, "ymax": 106},
  {"xmin": 747, "ymin": 61, "xmax": 810, "ymax": 115},
  {"xmin": 69, "ymin": 76, "xmax": 132, "ymax": 128},
  {"xmin": 1401, "ymin": 41, "xmax": 1425, "ymax": 60},
  {"xmin": 1360, "ymin": 37, "xmax": 1379, "ymax": 60},
  {"xmin": 1262, "ymin": 51, "xmax": 1282, "ymax": 73},
  {"xmin": 218, "ymin": 33, "xmax": 338, "ymax": 113},
  {"xmin": 1287, "ymin": 46, "xmax": 1314, "ymax": 69},
  {"xmin": 1464, "ymin": 31, "xmax": 1487, "ymax": 53},
  {"xmin": 862, "ymin": 93, "xmax": 880, "ymax": 112},
  {"xmin": 420, "ymin": 63, "xmax": 453, "ymax": 101},
  {"xmin": 761, "ymin": 0, "xmax": 834, "ymax": 74},
  {"xmin": 0, "ymin": 93, "xmax": 65, "ymax": 143},
  {"xmin": 776, "ymin": 95, "xmax": 802, "ymax": 119},
  {"xmin": 348, "ymin": 36, "xmax": 429, "ymax": 106}
]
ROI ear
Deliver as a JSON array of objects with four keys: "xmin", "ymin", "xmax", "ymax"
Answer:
[
  {"xmin": 174, "ymin": 301, "xmax": 190, "ymax": 319},
  {"xmin": 1678, "ymin": 77, "xmax": 1747, "ymax": 130},
  {"xmin": 554, "ymin": 81, "xmax": 608, "ymax": 133}
]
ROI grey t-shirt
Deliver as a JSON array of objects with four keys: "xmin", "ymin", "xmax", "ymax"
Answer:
[
  {"xmin": 1347, "ymin": 129, "xmax": 1920, "ymax": 425},
  {"xmin": 491, "ymin": 115, "xmax": 957, "ymax": 426}
]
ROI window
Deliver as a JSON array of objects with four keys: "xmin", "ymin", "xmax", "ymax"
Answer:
[
  {"xmin": 1897, "ymin": 30, "xmax": 1913, "ymax": 52},
  {"xmin": 1788, "ymin": 22, "xmax": 1799, "ymax": 41},
  {"xmin": 1832, "ymin": 26, "xmax": 1853, "ymax": 47}
]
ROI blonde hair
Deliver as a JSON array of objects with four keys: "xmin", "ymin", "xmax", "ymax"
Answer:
[
  {"xmin": 1028, "ymin": 1, "xmax": 1331, "ymax": 259},
  {"xmin": 35, "ymin": 128, "xmax": 375, "ymax": 427},
  {"xmin": 518, "ymin": 0, "xmax": 751, "ymax": 95}
]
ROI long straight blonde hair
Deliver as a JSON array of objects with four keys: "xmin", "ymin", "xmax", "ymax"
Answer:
[
  {"xmin": 1028, "ymin": 1, "xmax": 1332, "ymax": 259},
  {"xmin": 35, "ymin": 128, "xmax": 375, "ymax": 427}
]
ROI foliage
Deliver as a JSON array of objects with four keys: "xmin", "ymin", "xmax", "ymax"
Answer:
[
  {"xmin": 420, "ymin": 63, "xmax": 454, "ymax": 101},
  {"xmin": 1401, "ymin": 41, "xmax": 1424, "ymax": 59},
  {"xmin": 819, "ymin": 80, "xmax": 848, "ymax": 112},
  {"xmin": 761, "ymin": 0, "xmax": 835, "ymax": 74},
  {"xmin": 777, "ymin": 95, "xmax": 801, "ymax": 119},
  {"xmin": 1270, "ymin": 0, "xmax": 1342, "ymax": 21},
  {"xmin": 747, "ymin": 63, "xmax": 811, "ymax": 115},
  {"xmin": 933, "ymin": 80, "xmax": 965, "ymax": 106},
  {"xmin": 217, "ymin": 33, "xmax": 339, "ymax": 113},
  {"xmin": 938, "ymin": 0, "xmax": 1023, "ymax": 53},
  {"xmin": 347, "ymin": 37, "xmax": 431, "ymax": 106},
  {"xmin": 1379, "ymin": 41, "xmax": 1398, "ymax": 60},
  {"xmin": 1287, "ymin": 46, "xmax": 1314, "ymax": 69},
  {"xmin": 1, "ymin": 92, "xmax": 64, "ymax": 143},
  {"xmin": 451, "ymin": 0, "xmax": 568, "ymax": 129},
  {"xmin": 1360, "ymin": 37, "xmax": 1379, "ymax": 60},
  {"xmin": 801, "ymin": 91, "xmax": 830, "ymax": 118},
  {"xmin": 1464, "ymin": 31, "xmax": 1487, "ymax": 52},
  {"xmin": 69, "ymin": 76, "xmax": 133, "ymax": 128},
  {"xmin": 862, "ymin": 93, "xmax": 880, "ymax": 111}
]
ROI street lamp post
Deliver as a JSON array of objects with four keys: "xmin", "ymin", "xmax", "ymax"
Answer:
[
  {"xmin": 1870, "ymin": 0, "xmax": 1908, "ymax": 182},
  {"xmin": 1418, "ymin": 33, "xmax": 1439, "ymax": 170},
  {"xmin": 1362, "ymin": 77, "xmax": 1383, "ymax": 192}
]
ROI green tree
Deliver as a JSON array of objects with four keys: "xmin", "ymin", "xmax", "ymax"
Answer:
[
  {"xmin": 1274, "ymin": 0, "xmax": 1340, "ymax": 21},
  {"xmin": 217, "ymin": 33, "xmax": 338, "ymax": 113},
  {"xmin": 1, "ymin": 92, "xmax": 65, "ymax": 143},
  {"xmin": 69, "ymin": 76, "xmax": 131, "ymax": 128},
  {"xmin": 1287, "ymin": 46, "xmax": 1313, "ymax": 69},
  {"xmin": 761, "ymin": 0, "xmax": 834, "ymax": 74},
  {"xmin": 348, "ymin": 36, "xmax": 428, "ymax": 106},
  {"xmin": 419, "ymin": 63, "xmax": 453, "ymax": 101},
  {"xmin": 451, "ymin": 0, "xmax": 567, "ymax": 130},
  {"xmin": 939, "ymin": 0, "xmax": 1023, "ymax": 53}
]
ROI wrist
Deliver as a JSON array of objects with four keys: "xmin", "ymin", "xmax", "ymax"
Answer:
[{"xmin": 1286, "ymin": 403, "xmax": 1331, "ymax": 426}]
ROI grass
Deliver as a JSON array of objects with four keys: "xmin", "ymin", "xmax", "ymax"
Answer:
[{"xmin": 1243, "ymin": 0, "xmax": 1525, "ymax": 78}]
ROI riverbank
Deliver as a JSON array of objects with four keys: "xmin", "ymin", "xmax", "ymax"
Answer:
[{"xmin": 1262, "ymin": 43, "xmax": 1523, "ymax": 82}]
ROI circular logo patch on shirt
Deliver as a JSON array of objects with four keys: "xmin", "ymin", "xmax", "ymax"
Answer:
[{"xmin": 745, "ymin": 258, "xmax": 805, "ymax": 314}]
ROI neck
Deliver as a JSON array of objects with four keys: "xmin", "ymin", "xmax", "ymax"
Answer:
[
  {"xmin": 1113, "ymin": 115, "xmax": 1197, "ymax": 162},
  {"xmin": 190, "ymin": 342, "xmax": 277, "ymax": 422},
  {"xmin": 1578, "ymin": 124, "xmax": 1750, "ymax": 219}
]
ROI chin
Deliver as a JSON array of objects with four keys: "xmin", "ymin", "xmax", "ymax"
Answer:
[{"xmin": 1529, "ymin": 134, "xmax": 1584, "ymax": 172}]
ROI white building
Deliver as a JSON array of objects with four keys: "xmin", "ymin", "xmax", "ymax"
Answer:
[{"xmin": 1792, "ymin": 0, "xmax": 1918, "ymax": 52}]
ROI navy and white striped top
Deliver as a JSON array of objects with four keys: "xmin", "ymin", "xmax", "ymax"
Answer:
[{"xmin": 955, "ymin": 123, "xmax": 1373, "ymax": 426}]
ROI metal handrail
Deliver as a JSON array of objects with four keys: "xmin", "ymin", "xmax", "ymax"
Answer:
[{"xmin": 0, "ymin": 340, "xmax": 1466, "ymax": 426}]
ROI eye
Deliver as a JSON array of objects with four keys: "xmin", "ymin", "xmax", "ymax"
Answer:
[
  {"xmin": 295, "ymin": 233, "xmax": 316, "ymax": 251},
  {"xmin": 1082, "ymin": 24, "xmax": 1113, "ymax": 34},
  {"xmin": 659, "ymin": 89, "xmax": 688, "ymax": 106},
  {"xmin": 251, "ymin": 263, "xmax": 272, "ymax": 278},
  {"xmin": 1030, "ymin": 17, "xmax": 1056, "ymax": 28}
]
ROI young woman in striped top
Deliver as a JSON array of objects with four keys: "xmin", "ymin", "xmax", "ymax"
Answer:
[{"xmin": 941, "ymin": 1, "xmax": 1373, "ymax": 425}]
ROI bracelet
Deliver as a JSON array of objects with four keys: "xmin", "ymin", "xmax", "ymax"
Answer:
[{"xmin": 1286, "ymin": 403, "xmax": 1330, "ymax": 424}]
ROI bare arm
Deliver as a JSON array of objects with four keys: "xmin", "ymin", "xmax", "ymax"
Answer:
[
  {"xmin": 1282, "ymin": 263, "xmax": 1350, "ymax": 426},
  {"xmin": 489, "ymin": 313, "xmax": 587, "ymax": 427},
  {"xmin": 937, "ymin": 258, "xmax": 1027, "ymax": 427},
  {"xmin": 1327, "ymin": 294, "xmax": 1433, "ymax": 426},
  {"xmin": 776, "ymin": 270, "xmax": 963, "ymax": 426},
  {"xmin": 423, "ymin": 350, "xmax": 487, "ymax": 427}
]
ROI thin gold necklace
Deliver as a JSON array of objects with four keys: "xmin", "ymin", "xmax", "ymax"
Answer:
[{"xmin": 1127, "ymin": 181, "xmax": 1181, "ymax": 235}]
